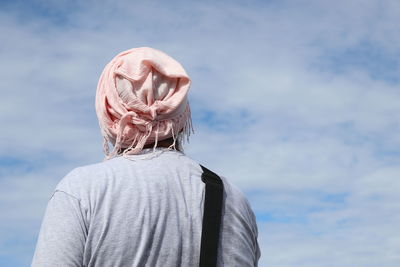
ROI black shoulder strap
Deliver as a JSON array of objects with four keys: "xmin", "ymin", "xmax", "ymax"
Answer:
[{"xmin": 199, "ymin": 164, "xmax": 224, "ymax": 267}]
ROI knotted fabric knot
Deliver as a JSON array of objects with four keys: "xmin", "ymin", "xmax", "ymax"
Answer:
[{"xmin": 118, "ymin": 111, "xmax": 154, "ymax": 133}]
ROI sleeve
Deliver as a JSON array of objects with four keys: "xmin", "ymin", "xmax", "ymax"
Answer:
[
  {"xmin": 219, "ymin": 177, "xmax": 262, "ymax": 267},
  {"xmin": 31, "ymin": 190, "xmax": 88, "ymax": 267},
  {"xmin": 252, "ymin": 212, "xmax": 261, "ymax": 266},
  {"xmin": 245, "ymin": 198, "xmax": 261, "ymax": 266}
]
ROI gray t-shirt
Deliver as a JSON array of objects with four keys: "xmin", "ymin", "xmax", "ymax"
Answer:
[{"xmin": 32, "ymin": 147, "xmax": 261, "ymax": 266}]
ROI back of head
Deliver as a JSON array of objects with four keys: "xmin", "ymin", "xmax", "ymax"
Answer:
[{"xmin": 95, "ymin": 47, "xmax": 194, "ymax": 160}]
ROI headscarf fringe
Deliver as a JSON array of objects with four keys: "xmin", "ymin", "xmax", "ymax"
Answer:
[{"xmin": 102, "ymin": 103, "xmax": 194, "ymax": 161}]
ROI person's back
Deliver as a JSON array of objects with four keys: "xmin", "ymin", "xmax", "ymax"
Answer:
[
  {"xmin": 32, "ymin": 46, "xmax": 261, "ymax": 266},
  {"xmin": 32, "ymin": 148, "xmax": 260, "ymax": 266}
]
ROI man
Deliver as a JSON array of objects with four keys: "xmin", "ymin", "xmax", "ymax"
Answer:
[{"xmin": 32, "ymin": 47, "xmax": 261, "ymax": 266}]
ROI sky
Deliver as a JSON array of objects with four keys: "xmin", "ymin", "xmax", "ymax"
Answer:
[{"xmin": 0, "ymin": 0, "xmax": 399, "ymax": 266}]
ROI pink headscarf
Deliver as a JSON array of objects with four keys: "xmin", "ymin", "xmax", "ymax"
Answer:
[{"xmin": 95, "ymin": 47, "xmax": 194, "ymax": 160}]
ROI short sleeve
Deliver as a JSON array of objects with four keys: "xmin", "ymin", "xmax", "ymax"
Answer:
[
  {"xmin": 219, "ymin": 176, "xmax": 262, "ymax": 267},
  {"xmin": 31, "ymin": 190, "xmax": 88, "ymax": 267},
  {"xmin": 251, "ymin": 210, "xmax": 261, "ymax": 266},
  {"xmin": 244, "ymin": 197, "xmax": 261, "ymax": 266}
]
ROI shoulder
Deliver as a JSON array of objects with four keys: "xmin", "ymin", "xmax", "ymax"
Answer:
[
  {"xmin": 221, "ymin": 176, "xmax": 256, "ymax": 214},
  {"xmin": 219, "ymin": 175, "xmax": 258, "ymax": 232},
  {"xmin": 54, "ymin": 159, "xmax": 118, "ymax": 199},
  {"xmin": 217, "ymin": 174, "xmax": 260, "ymax": 261}
]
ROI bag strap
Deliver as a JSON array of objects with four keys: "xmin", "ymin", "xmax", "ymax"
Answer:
[{"xmin": 199, "ymin": 164, "xmax": 224, "ymax": 267}]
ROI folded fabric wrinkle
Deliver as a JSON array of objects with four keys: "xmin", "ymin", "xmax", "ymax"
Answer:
[{"xmin": 95, "ymin": 47, "xmax": 194, "ymax": 161}]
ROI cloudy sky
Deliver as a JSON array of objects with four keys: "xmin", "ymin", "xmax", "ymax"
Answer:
[{"xmin": 1, "ymin": 0, "xmax": 399, "ymax": 266}]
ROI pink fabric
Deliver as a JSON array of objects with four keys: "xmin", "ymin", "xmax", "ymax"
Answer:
[{"xmin": 95, "ymin": 47, "xmax": 193, "ymax": 160}]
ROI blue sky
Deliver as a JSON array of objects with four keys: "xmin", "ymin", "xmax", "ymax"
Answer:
[{"xmin": 1, "ymin": 0, "xmax": 400, "ymax": 266}]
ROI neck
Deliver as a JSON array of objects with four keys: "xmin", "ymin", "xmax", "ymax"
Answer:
[
  {"xmin": 119, "ymin": 137, "xmax": 179, "ymax": 153},
  {"xmin": 143, "ymin": 137, "xmax": 175, "ymax": 149}
]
